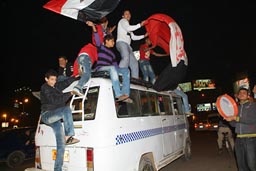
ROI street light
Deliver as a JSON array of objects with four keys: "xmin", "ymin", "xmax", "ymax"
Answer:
[
  {"xmin": 22, "ymin": 98, "xmax": 29, "ymax": 115},
  {"xmin": 2, "ymin": 113, "xmax": 7, "ymax": 122},
  {"xmin": 2, "ymin": 113, "xmax": 8, "ymax": 128},
  {"xmin": 16, "ymin": 98, "xmax": 29, "ymax": 115},
  {"xmin": 24, "ymin": 98, "xmax": 29, "ymax": 103}
]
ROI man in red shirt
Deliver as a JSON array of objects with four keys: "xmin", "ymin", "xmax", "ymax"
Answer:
[
  {"xmin": 72, "ymin": 43, "xmax": 98, "ymax": 96},
  {"xmin": 139, "ymin": 38, "xmax": 167, "ymax": 84}
]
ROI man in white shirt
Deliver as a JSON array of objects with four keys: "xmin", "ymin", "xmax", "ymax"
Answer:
[{"xmin": 116, "ymin": 9, "xmax": 148, "ymax": 78}]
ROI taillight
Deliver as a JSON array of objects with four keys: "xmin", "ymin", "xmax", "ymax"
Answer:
[{"xmin": 87, "ymin": 148, "xmax": 94, "ymax": 171}]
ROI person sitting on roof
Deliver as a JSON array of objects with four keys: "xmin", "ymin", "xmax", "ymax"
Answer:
[
  {"xmin": 87, "ymin": 20, "xmax": 132, "ymax": 103},
  {"xmin": 71, "ymin": 43, "xmax": 98, "ymax": 96}
]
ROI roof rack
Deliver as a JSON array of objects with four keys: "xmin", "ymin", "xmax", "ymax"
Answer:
[{"xmin": 91, "ymin": 71, "xmax": 153, "ymax": 88}]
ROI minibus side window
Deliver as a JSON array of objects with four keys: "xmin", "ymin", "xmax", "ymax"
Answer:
[
  {"xmin": 173, "ymin": 96, "xmax": 184, "ymax": 115},
  {"xmin": 148, "ymin": 92, "xmax": 158, "ymax": 115},
  {"xmin": 140, "ymin": 91, "xmax": 158, "ymax": 116},
  {"xmin": 158, "ymin": 95, "xmax": 173, "ymax": 115},
  {"xmin": 117, "ymin": 89, "xmax": 140, "ymax": 117},
  {"xmin": 140, "ymin": 91, "xmax": 151, "ymax": 115},
  {"xmin": 158, "ymin": 95, "xmax": 165, "ymax": 114},
  {"xmin": 167, "ymin": 97, "xmax": 174, "ymax": 115},
  {"xmin": 72, "ymin": 87, "xmax": 99, "ymax": 121}
]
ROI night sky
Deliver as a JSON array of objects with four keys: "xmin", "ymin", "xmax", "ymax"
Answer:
[{"xmin": 3, "ymin": 0, "xmax": 256, "ymax": 108}]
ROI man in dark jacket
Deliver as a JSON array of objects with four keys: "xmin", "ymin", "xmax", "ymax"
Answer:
[
  {"xmin": 225, "ymin": 87, "xmax": 256, "ymax": 171},
  {"xmin": 40, "ymin": 69, "xmax": 79, "ymax": 171},
  {"xmin": 57, "ymin": 56, "xmax": 74, "ymax": 82}
]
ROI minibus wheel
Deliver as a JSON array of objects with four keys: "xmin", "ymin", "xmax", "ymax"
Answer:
[{"xmin": 139, "ymin": 155, "xmax": 156, "ymax": 171}]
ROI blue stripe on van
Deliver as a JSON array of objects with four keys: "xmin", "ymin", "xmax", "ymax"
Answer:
[{"xmin": 115, "ymin": 123, "xmax": 186, "ymax": 145}]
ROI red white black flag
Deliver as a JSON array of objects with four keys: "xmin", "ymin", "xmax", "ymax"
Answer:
[{"xmin": 43, "ymin": 0, "xmax": 121, "ymax": 22}]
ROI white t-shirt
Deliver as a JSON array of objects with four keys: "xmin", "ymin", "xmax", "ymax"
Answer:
[{"xmin": 116, "ymin": 18, "xmax": 144, "ymax": 45}]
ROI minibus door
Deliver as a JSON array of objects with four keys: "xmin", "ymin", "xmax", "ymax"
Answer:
[
  {"xmin": 173, "ymin": 97, "xmax": 186, "ymax": 151},
  {"xmin": 161, "ymin": 116, "xmax": 176, "ymax": 156}
]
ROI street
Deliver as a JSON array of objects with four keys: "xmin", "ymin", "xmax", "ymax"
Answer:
[
  {"xmin": 160, "ymin": 130, "xmax": 237, "ymax": 171},
  {"xmin": 0, "ymin": 130, "xmax": 237, "ymax": 171}
]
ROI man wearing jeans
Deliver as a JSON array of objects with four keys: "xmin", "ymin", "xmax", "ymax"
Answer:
[
  {"xmin": 87, "ymin": 20, "xmax": 132, "ymax": 102},
  {"xmin": 139, "ymin": 38, "xmax": 167, "ymax": 84},
  {"xmin": 72, "ymin": 43, "xmax": 98, "ymax": 96},
  {"xmin": 173, "ymin": 85, "xmax": 193, "ymax": 116},
  {"xmin": 40, "ymin": 69, "xmax": 80, "ymax": 171},
  {"xmin": 116, "ymin": 9, "xmax": 147, "ymax": 78},
  {"xmin": 225, "ymin": 87, "xmax": 256, "ymax": 171}
]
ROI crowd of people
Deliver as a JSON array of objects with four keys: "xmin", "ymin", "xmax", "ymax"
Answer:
[
  {"xmin": 55, "ymin": 9, "xmax": 190, "ymax": 103},
  {"xmin": 40, "ymin": 10, "xmax": 192, "ymax": 171},
  {"xmin": 39, "ymin": 9, "xmax": 256, "ymax": 170}
]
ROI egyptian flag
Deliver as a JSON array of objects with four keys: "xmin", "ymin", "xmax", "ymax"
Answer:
[
  {"xmin": 145, "ymin": 13, "xmax": 188, "ymax": 68},
  {"xmin": 43, "ymin": 0, "xmax": 121, "ymax": 22},
  {"xmin": 145, "ymin": 14, "xmax": 188, "ymax": 91}
]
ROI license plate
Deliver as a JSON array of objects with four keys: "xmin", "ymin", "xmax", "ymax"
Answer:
[{"xmin": 52, "ymin": 149, "xmax": 70, "ymax": 162}]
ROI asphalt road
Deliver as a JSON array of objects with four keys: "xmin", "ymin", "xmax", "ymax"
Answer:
[
  {"xmin": 160, "ymin": 130, "xmax": 237, "ymax": 171},
  {"xmin": 0, "ymin": 130, "xmax": 237, "ymax": 171}
]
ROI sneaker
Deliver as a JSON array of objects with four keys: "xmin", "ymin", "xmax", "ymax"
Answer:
[
  {"xmin": 123, "ymin": 97, "xmax": 133, "ymax": 103},
  {"xmin": 72, "ymin": 87, "xmax": 84, "ymax": 97},
  {"xmin": 66, "ymin": 136, "xmax": 80, "ymax": 145},
  {"xmin": 116, "ymin": 94, "xmax": 129, "ymax": 101}
]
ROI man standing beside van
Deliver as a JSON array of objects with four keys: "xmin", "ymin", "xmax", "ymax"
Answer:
[{"xmin": 40, "ymin": 69, "xmax": 80, "ymax": 171}]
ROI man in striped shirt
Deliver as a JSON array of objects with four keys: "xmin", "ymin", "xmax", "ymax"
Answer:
[{"xmin": 87, "ymin": 21, "xmax": 132, "ymax": 103}]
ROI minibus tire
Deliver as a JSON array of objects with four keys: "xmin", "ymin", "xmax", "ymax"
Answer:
[{"xmin": 139, "ymin": 156, "xmax": 156, "ymax": 171}]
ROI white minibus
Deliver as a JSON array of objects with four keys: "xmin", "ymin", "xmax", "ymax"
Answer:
[{"xmin": 25, "ymin": 72, "xmax": 192, "ymax": 171}]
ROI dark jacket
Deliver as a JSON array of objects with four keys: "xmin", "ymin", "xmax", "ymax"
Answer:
[
  {"xmin": 58, "ymin": 62, "xmax": 73, "ymax": 77},
  {"xmin": 40, "ymin": 77, "xmax": 76, "ymax": 112},
  {"xmin": 230, "ymin": 101, "xmax": 256, "ymax": 135}
]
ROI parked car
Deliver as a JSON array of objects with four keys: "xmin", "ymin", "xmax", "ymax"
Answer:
[
  {"xmin": 0, "ymin": 127, "xmax": 36, "ymax": 168},
  {"xmin": 194, "ymin": 120, "xmax": 211, "ymax": 131}
]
